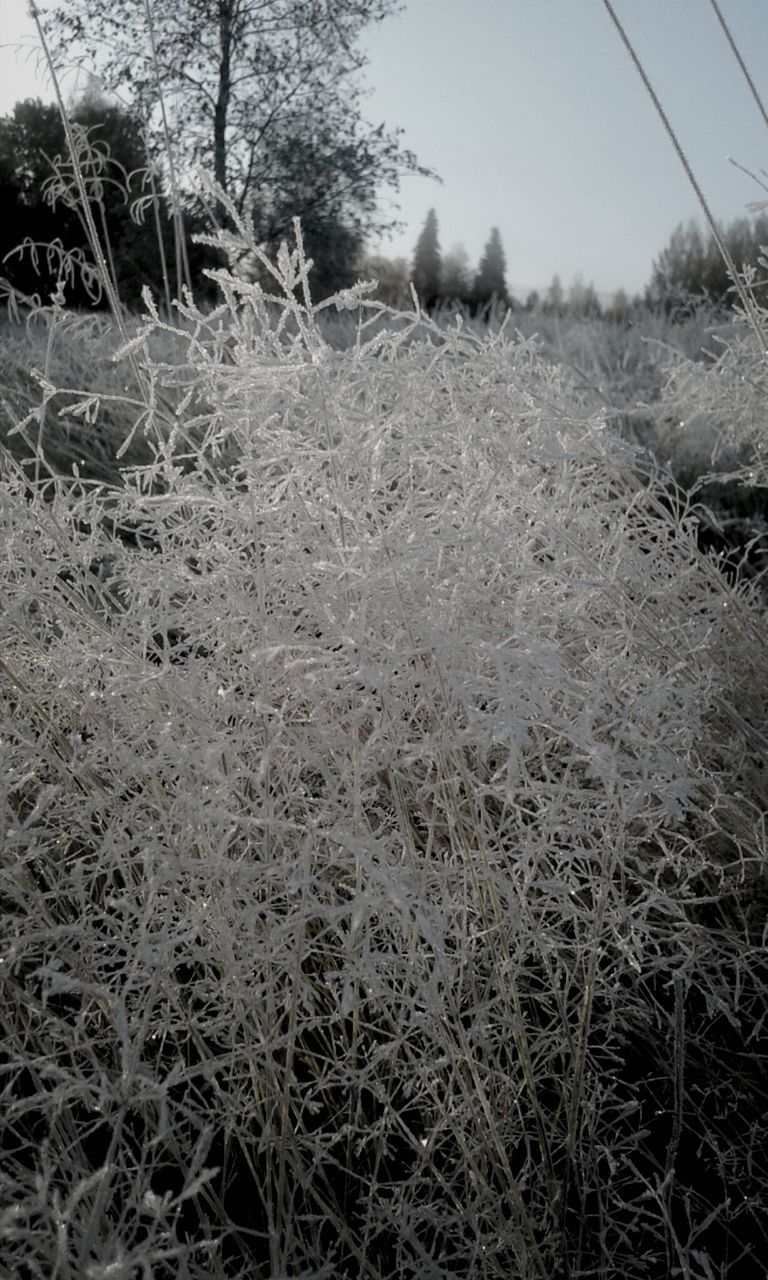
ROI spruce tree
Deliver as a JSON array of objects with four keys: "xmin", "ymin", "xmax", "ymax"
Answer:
[
  {"xmin": 472, "ymin": 227, "xmax": 508, "ymax": 309},
  {"xmin": 412, "ymin": 208, "xmax": 441, "ymax": 308}
]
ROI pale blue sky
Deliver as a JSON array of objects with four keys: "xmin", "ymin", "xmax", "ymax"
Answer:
[{"xmin": 2, "ymin": 0, "xmax": 768, "ymax": 297}]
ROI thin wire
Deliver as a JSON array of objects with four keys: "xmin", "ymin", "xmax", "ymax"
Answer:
[
  {"xmin": 600, "ymin": 0, "xmax": 767, "ymax": 350},
  {"xmin": 708, "ymin": 0, "xmax": 768, "ymax": 134}
]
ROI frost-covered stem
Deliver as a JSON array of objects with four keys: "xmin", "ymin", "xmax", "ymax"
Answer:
[
  {"xmin": 143, "ymin": 0, "xmax": 192, "ymax": 296},
  {"xmin": 708, "ymin": 0, "xmax": 768, "ymax": 134},
  {"xmin": 28, "ymin": 2, "xmax": 128, "ymax": 340}
]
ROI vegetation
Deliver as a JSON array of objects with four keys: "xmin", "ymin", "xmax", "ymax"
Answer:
[
  {"xmin": 471, "ymin": 225, "xmax": 509, "ymax": 309},
  {"xmin": 1, "ymin": 5, "xmax": 768, "ymax": 1277},
  {"xmin": 43, "ymin": 0, "xmax": 435, "ymax": 299},
  {"xmin": 439, "ymin": 242, "xmax": 472, "ymax": 304},
  {"xmin": 0, "ymin": 92, "xmax": 210, "ymax": 310},
  {"xmin": 3, "ymin": 231, "xmax": 767, "ymax": 1277},
  {"xmin": 648, "ymin": 212, "xmax": 768, "ymax": 312},
  {"xmin": 405, "ymin": 216, "xmax": 512, "ymax": 314},
  {"xmin": 411, "ymin": 207, "xmax": 441, "ymax": 308}
]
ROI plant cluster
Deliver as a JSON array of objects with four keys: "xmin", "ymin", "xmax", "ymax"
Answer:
[
  {"xmin": 2, "ymin": 3, "xmax": 768, "ymax": 1274},
  {"xmin": 2, "ymin": 199, "xmax": 768, "ymax": 1275}
]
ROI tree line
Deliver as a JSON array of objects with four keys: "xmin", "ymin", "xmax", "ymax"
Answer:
[
  {"xmin": 365, "ymin": 206, "xmax": 768, "ymax": 320},
  {"xmin": 646, "ymin": 213, "xmax": 768, "ymax": 313},
  {"xmin": 410, "ymin": 209, "xmax": 510, "ymax": 313},
  {"xmin": 363, "ymin": 211, "xmax": 610, "ymax": 318}
]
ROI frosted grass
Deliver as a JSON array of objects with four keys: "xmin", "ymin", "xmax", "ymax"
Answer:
[{"xmin": 1, "ymin": 226, "xmax": 767, "ymax": 1277}]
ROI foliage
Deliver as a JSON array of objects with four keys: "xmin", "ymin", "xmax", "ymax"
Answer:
[
  {"xmin": 245, "ymin": 126, "xmax": 370, "ymax": 300},
  {"xmin": 42, "ymin": 0, "xmax": 435, "ymax": 292},
  {"xmin": 645, "ymin": 295, "xmax": 768, "ymax": 496},
  {"xmin": 544, "ymin": 272, "xmax": 565, "ymax": 315},
  {"xmin": 2, "ymin": 216, "xmax": 768, "ymax": 1277},
  {"xmin": 0, "ymin": 93, "xmax": 207, "ymax": 310},
  {"xmin": 604, "ymin": 286, "xmax": 633, "ymax": 324},
  {"xmin": 648, "ymin": 213, "xmax": 768, "ymax": 312},
  {"xmin": 567, "ymin": 275, "xmax": 602, "ymax": 319},
  {"xmin": 362, "ymin": 252, "xmax": 410, "ymax": 305}
]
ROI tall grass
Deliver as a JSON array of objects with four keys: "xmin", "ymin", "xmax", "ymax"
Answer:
[{"xmin": 1, "ymin": 13, "xmax": 768, "ymax": 1280}]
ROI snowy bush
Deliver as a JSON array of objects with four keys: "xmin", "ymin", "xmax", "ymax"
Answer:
[
  {"xmin": 2, "ymin": 224, "xmax": 767, "ymax": 1278},
  {"xmin": 647, "ymin": 306, "xmax": 768, "ymax": 490}
]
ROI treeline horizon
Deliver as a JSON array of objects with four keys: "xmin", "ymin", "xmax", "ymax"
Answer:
[
  {"xmin": 367, "ymin": 207, "xmax": 768, "ymax": 321},
  {"xmin": 2, "ymin": 93, "xmax": 767, "ymax": 322}
]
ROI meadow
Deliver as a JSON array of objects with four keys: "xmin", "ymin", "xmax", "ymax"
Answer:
[{"xmin": 1, "ymin": 138, "xmax": 768, "ymax": 1277}]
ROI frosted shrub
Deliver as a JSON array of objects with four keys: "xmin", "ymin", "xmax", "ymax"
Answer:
[
  {"xmin": 2, "ymin": 227, "xmax": 767, "ymax": 1278},
  {"xmin": 0, "ymin": 307, "xmax": 187, "ymax": 485},
  {"xmin": 648, "ymin": 307, "xmax": 768, "ymax": 491}
]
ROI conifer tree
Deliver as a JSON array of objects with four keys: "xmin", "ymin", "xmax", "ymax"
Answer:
[
  {"xmin": 412, "ymin": 208, "xmax": 441, "ymax": 308},
  {"xmin": 472, "ymin": 226, "xmax": 508, "ymax": 309}
]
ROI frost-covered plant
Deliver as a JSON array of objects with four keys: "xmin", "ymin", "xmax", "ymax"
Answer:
[
  {"xmin": 630, "ymin": 286, "xmax": 768, "ymax": 606},
  {"xmin": 646, "ymin": 302, "xmax": 768, "ymax": 489},
  {"xmin": 1, "ymin": 306, "xmax": 155, "ymax": 486},
  {"xmin": 2, "ymin": 204, "xmax": 768, "ymax": 1279}
]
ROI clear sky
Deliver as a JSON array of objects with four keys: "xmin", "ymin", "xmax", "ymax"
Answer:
[{"xmin": 2, "ymin": 0, "xmax": 768, "ymax": 299}]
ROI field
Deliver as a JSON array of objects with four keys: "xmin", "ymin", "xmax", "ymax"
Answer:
[{"xmin": 2, "ymin": 239, "xmax": 768, "ymax": 1278}]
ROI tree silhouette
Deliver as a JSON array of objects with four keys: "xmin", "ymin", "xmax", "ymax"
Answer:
[
  {"xmin": 647, "ymin": 214, "xmax": 768, "ymax": 312},
  {"xmin": 248, "ymin": 126, "xmax": 370, "ymax": 300},
  {"xmin": 412, "ymin": 208, "xmax": 441, "ymax": 308},
  {"xmin": 472, "ymin": 227, "xmax": 508, "ymax": 310},
  {"xmin": 605, "ymin": 287, "xmax": 632, "ymax": 324},
  {"xmin": 568, "ymin": 275, "xmax": 602, "ymax": 319},
  {"xmin": 44, "ymin": 0, "xmax": 436, "ymax": 270},
  {"xmin": 0, "ymin": 94, "xmax": 204, "ymax": 309}
]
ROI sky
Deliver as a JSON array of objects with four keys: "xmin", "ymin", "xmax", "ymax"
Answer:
[{"xmin": 2, "ymin": 0, "xmax": 768, "ymax": 299}]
